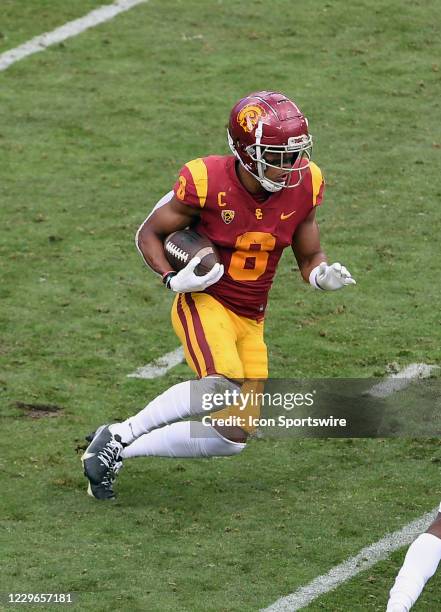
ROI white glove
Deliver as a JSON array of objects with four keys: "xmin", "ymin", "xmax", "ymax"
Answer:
[
  {"xmin": 169, "ymin": 257, "xmax": 224, "ymax": 293},
  {"xmin": 309, "ymin": 261, "xmax": 356, "ymax": 291}
]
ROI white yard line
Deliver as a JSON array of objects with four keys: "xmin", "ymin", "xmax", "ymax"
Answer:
[
  {"xmin": 127, "ymin": 347, "xmax": 184, "ymax": 379},
  {"xmin": 0, "ymin": 0, "xmax": 148, "ymax": 72},
  {"xmin": 263, "ymin": 361, "xmax": 439, "ymax": 611},
  {"xmin": 262, "ymin": 508, "xmax": 438, "ymax": 611},
  {"xmin": 368, "ymin": 362, "xmax": 439, "ymax": 398}
]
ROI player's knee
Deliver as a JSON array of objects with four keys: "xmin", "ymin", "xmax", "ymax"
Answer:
[
  {"xmin": 211, "ymin": 425, "xmax": 247, "ymax": 452},
  {"xmin": 189, "ymin": 375, "xmax": 241, "ymax": 417},
  {"xmin": 213, "ymin": 423, "xmax": 248, "ymax": 444},
  {"xmin": 196, "ymin": 375, "xmax": 240, "ymax": 402},
  {"xmin": 426, "ymin": 514, "xmax": 441, "ymax": 539}
]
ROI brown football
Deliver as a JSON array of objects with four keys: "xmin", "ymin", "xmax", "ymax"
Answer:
[{"xmin": 164, "ymin": 230, "xmax": 220, "ymax": 277}]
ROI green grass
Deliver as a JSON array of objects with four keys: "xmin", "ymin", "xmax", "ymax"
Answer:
[
  {"xmin": 1, "ymin": 0, "xmax": 441, "ymax": 610},
  {"xmin": 0, "ymin": 0, "xmax": 106, "ymax": 54}
]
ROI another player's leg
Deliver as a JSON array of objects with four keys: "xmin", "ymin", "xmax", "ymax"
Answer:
[{"xmin": 386, "ymin": 507, "xmax": 441, "ymax": 611}]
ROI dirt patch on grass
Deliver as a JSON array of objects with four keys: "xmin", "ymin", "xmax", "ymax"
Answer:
[{"xmin": 15, "ymin": 401, "xmax": 64, "ymax": 418}]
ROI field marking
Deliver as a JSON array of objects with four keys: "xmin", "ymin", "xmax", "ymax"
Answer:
[
  {"xmin": 127, "ymin": 347, "xmax": 184, "ymax": 379},
  {"xmin": 263, "ymin": 361, "xmax": 439, "ymax": 611},
  {"xmin": 0, "ymin": 0, "xmax": 148, "ymax": 72},
  {"xmin": 368, "ymin": 363, "xmax": 439, "ymax": 398},
  {"xmin": 262, "ymin": 508, "xmax": 437, "ymax": 611}
]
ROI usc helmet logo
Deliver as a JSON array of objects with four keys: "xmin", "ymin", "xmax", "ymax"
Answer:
[{"xmin": 237, "ymin": 104, "xmax": 266, "ymax": 133}]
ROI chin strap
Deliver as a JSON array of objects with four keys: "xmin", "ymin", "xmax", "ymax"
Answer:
[
  {"xmin": 252, "ymin": 120, "xmax": 286, "ymax": 192},
  {"xmin": 258, "ymin": 177, "xmax": 284, "ymax": 192}
]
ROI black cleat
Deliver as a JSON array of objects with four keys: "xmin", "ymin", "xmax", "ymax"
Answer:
[
  {"xmin": 81, "ymin": 425, "xmax": 124, "ymax": 500},
  {"xmin": 86, "ymin": 460, "xmax": 123, "ymax": 500}
]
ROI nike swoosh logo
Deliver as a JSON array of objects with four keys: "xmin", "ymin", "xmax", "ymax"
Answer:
[
  {"xmin": 82, "ymin": 452, "xmax": 96, "ymax": 461},
  {"xmin": 280, "ymin": 211, "xmax": 296, "ymax": 220}
]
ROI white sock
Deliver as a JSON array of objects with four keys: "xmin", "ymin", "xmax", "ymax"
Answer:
[
  {"xmin": 120, "ymin": 421, "xmax": 246, "ymax": 459},
  {"xmin": 109, "ymin": 377, "xmax": 237, "ymax": 445},
  {"xmin": 387, "ymin": 533, "xmax": 441, "ymax": 611}
]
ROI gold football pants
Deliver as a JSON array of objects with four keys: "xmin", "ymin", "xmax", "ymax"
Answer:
[{"xmin": 171, "ymin": 292, "xmax": 268, "ymax": 433}]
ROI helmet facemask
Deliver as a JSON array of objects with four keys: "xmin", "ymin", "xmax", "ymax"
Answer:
[{"xmin": 228, "ymin": 119, "xmax": 313, "ymax": 193}]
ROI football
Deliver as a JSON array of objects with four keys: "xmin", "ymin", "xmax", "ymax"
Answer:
[{"xmin": 164, "ymin": 229, "xmax": 220, "ymax": 276}]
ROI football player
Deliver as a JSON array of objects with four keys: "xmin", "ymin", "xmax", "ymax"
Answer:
[
  {"xmin": 82, "ymin": 91, "xmax": 356, "ymax": 499},
  {"xmin": 387, "ymin": 508, "xmax": 441, "ymax": 611}
]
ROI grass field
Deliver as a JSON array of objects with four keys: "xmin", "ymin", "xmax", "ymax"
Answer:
[{"xmin": 1, "ymin": 0, "xmax": 441, "ymax": 610}]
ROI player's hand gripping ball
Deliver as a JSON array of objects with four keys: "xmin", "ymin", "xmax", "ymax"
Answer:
[{"xmin": 164, "ymin": 229, "xmax": 223, "ymax": 292}]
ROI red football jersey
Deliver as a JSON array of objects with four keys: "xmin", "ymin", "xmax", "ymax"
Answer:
[{"xmin": 173, "ymin": 155, "xmax": 324, "ymax": 320}]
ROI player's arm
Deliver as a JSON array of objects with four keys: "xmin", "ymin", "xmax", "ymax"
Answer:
[
  {"xmin": 136, "ymin": 195, "xmax": 223, "ymax": 292},
  {"xmin": 291, "ymin": 208, "xmax": 327, "ymax": 282},
  {"xmin": 136, "ymin": 195, "xmax": 200, "ymax": 276},
  {"xmin": 291, "ymin": 208, "xmax": 356, "ymax": 290}
]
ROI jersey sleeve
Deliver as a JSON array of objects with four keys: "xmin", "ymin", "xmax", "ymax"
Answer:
[
  {"xmin": 306, "ymin": 161, "xmax": 325, "ymax": 207},
  {"xmin": 173, "ymin": 158, "xmax": 209, "ymax": 209}
]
